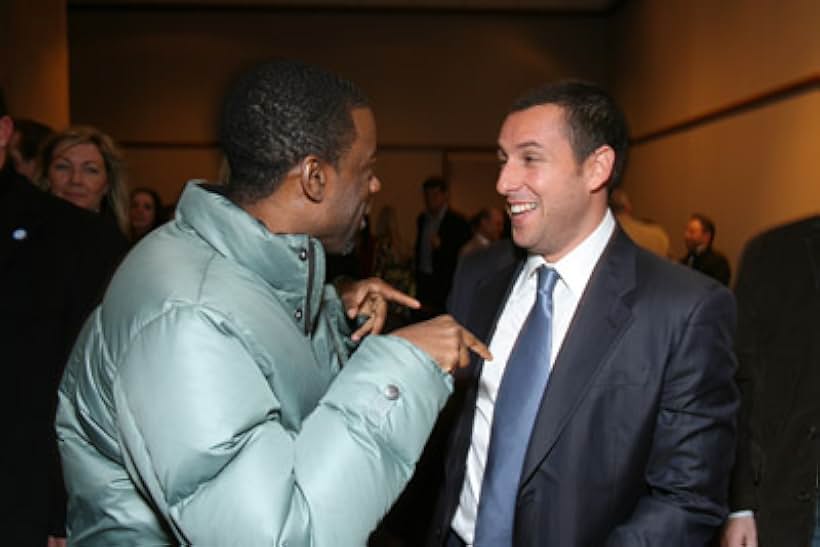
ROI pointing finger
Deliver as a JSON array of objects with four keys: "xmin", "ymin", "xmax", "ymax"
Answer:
[{"xmin": 460, "ymin": 327, "xmax": 492, "ymax": 362}]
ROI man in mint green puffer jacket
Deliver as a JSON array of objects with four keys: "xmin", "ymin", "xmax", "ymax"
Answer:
[{"xmin": 56, "ymin": 60, "xmax": 488, "ymax": 546}]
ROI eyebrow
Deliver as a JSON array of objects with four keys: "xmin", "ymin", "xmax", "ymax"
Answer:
[
  {"xmin": 498, "ymin": 140, "xmax": 543, "ymax": 151},
  {"xmin": 515, "ymin": 141, "xmax": 543, "ymax": 150}
]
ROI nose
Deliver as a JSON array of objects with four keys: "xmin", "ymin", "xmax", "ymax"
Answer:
[
  {"xmin": 70, "ymin": 167, "xmax": 82, "ymax": 185},
  {"xmin": 496, "ymin": 163, "xmax": 516, "ymax": 196}
]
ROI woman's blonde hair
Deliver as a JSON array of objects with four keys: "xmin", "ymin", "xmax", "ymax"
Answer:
[{"xmin": 36, "ymin": 126, "xmax": 129, "ymax": 235}]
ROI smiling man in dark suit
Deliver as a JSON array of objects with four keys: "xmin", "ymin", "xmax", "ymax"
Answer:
[{"xmin": 428, "ymin": 80, "xmax": 739, "ymax": 547}]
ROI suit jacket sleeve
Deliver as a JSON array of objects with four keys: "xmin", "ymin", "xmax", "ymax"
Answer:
[
  {"xmin": 728, "ymin": 239, "xmax": 766, "ymax": 512},
  {"xmin": 606, "ymin": 286, "xmax": 739, "ymax": 545}
]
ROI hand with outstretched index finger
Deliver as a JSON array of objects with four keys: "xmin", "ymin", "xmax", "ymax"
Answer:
[
  {"xmin": 338, "ymin": 277, "xmax": 421, "ymax": 341},
  {"xmin": 392, "ymin": 315, "xmax": 492, "ymax": 373}
]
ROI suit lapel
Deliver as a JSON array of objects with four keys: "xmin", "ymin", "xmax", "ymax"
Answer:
[
  {"xmin": 444, "ymin": 258, "xmax": 523, "ymax": 509},
  {"xmin": 520, "ymin": 229, "xmax": 637, "ymax": 484},
  {"xmin": 0, "ymin": 177, "xmax": 48, "ymax": 273},
  {"xmin": 466, "ymin": 259, "xmax": 524, "ymax": 365}
]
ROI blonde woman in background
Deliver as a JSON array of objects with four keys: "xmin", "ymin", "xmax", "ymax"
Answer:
[
  {"xmin": 371, "ymin": 205, "xmax": 415, "ymax": 329},
  {"xmin": 37, "ymin": 126, "xmax": 130, "ymax": 237}
]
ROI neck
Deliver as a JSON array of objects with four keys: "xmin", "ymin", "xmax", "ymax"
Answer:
[{"xmin": 241, "ymin": 184, "xmax": 316, "ymax": 238}]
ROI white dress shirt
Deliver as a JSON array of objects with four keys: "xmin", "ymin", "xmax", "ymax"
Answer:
[{"xmin": 451, "ymin": 210, "xmax": 616, "ymax": 545}]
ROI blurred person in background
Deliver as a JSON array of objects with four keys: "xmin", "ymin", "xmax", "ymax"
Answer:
[
  {"xmin": 129, "ymin": 187, "xmax": 165, "ymax": 242},
  {"xmin": 681, "ymin": 212, "xmax": 731, "ymax": 286},
  {"xmin": 37, "ymin": 126, "xmax": 130, "ymax": 237},
  {"xmin": 9, "ymin": 118, "xmax": 54, "ymax": 183},
  {"xmin": 414, "ymin": 176, "xmax": 471, "ymax": 317},
  {"xmin": 0, "ymin": 88, "xmax": 127, "ymax": 547},
  {"xmin": 722, "ymin": 216, "xmax": 820, "ymax": 547},
  {"xmin": 372, "ymin": 205, "xmax": 416, "ymax": 330},
  {"xmin": 609, "ymin": 188, "xmax": 670, "ymax": 258},
  {"xmin": 459, "ymin": 207, "xmax": 505, "ymax": 259}
]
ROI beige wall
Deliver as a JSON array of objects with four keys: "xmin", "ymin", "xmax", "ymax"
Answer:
[
  {"xmin": 67, "ymin": 7, "xmax": 610, "ymax": 242},
  {"xmin": 613, "ymin": 0, "xmax": 820, "ymax": 278},
  {"xmin": 0, "ymin": 0, "xmax": 70, "ymax": 129},
  {"xmin": 63, "ymin": 3, "xmax": 820, "ymax": 272}
]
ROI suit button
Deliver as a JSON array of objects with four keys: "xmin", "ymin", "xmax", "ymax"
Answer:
[
  {"xmin": 796, "ymin": 490, "xmax": 812, "ymax": 502},
  {"xmin": 294, "ymin": 308, "xmax": 303, "ymax": 321},
  {"xmin": 298, "ymin": 248, "xmax": 308, "ymax": 261},
  {"xmin": 808, "ymin": 426, "xmax": 817, "ymax": 440},
  {"xmin": 384, "ymin": 384, "xmax": 400, "ymax": 400}
]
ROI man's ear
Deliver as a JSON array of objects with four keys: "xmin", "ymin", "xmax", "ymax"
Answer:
[
  {"xmin": 0, "ymin": 116, "xmax": 14, "ymax": 148},
  {"xmin": 300, "ymin": 155, "xmax": 328, "ymax": 203},
  {"xmin": 584, "ymin": 145, "xmax": 615, "ymax": 194}
]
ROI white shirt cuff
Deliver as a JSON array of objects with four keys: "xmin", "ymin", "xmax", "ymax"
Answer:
[{"xmin": 728, "ymin": 510, "xmax": 754, "ymax": 519}]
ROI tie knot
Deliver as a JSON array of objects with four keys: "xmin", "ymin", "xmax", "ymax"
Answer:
[{"xmin": 536, "ymin": 265, "xmax": 560, "ymax": 296}]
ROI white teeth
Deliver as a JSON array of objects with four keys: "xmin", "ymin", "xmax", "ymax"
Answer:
[{"xmin": 509, "ymin": 203, "xmax": 537, "ymax": 215}]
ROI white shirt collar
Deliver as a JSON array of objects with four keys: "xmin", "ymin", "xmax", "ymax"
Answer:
[{"xmin": 517, "ymin": 209, "xmax": 616, "ymax": 298}]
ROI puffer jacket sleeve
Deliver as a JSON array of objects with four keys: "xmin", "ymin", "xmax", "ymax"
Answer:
[{"xmin": 114, "ymin": 303, "xmax": 451, "ymax": 546}]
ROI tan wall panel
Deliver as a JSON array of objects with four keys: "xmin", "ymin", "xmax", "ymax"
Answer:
[
  {"xmin": 446, "ymin": 151, "xmax": 506, "ymax": 217},
  {"xmin": 614, "ymin": 0, "xmax": 820, "ymax": 135},
  {"xmin": 123, "ymin": 147, "xmax": 224, "ymax": 205},
  {"xmin": 0, "ymin": 0, "xmax": 70, "ymax": 128},
  {"xmin": 68, "ymin": 9, "xmax": 610, "ymax": 147},
  {"xmin": 623, "ymin": 91, "xmax": 820, "ymax": 278},
  {"xmin": 369, "ymin": 149, "xmax": 443, "ymax": 247},
  {"xmin": 69, "ymin": 7, "xmax": 609, "ymax": 248}
]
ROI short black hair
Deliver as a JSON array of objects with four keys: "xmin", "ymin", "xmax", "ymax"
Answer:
[
  {"xmin": 422, "ymin": 176, "xmax": 447, "ymax": 192},
  {"xmin": 13, "ymin": 119, "xmax": 54, "ymax": 161},
  {"xmin": 219, "ymin": 59, "xmax": 369, "ymax": 205},
  {"xmin": 511, "ymin": 80, "xmax": 629, "ymax": 189},
  {"xmin": 691, "ymin": 213, "xmax": 717, "ymax": 244},
  {"xmin": 0, "ymin": 88, "xmax": 7, "ymax": 118}
]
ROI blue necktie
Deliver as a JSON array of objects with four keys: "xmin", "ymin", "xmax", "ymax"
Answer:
[{"xmin": 473, "ymin": 265, "xmax": 560, "ymax": 547}]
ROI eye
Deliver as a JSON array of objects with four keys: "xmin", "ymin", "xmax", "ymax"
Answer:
[
  {"xmin": 84, "ymin": 164, "xmax": 101, "ymax": 175},
  {"xmin": 53, "ymin": 161, "xmax": 71, "ymax": 171}
]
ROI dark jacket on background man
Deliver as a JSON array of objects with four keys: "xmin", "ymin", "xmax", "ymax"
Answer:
[
  {"xmin": 414, "ymin": 209, "xmax": 470, "ymax": 313},
  {"xmin": 0, "ymin": 164, "xmax": 127, "ymax": 544},
  {"xmin": 729, "ymin": 216, "xmax": 820, "ymax": 545},
  {"xmin": 682, "ymin": 246, "xmax": 731, "ymax": 286}
]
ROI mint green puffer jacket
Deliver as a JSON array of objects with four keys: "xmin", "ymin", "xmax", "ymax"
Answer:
[{"xmin": 56, "ymin": 182, "xmax": 452, "ymax": 546}]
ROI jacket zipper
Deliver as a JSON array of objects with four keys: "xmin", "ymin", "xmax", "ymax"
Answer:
[{"xmin": 305, "ymin": 240, "xmax": 313, "ymax": 337}]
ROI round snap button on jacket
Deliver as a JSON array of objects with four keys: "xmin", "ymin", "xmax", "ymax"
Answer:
[{"xmin": 383, "ymin": 384, "xmax": 400, "ymax": 400}]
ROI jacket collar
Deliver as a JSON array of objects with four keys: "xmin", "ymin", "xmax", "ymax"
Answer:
[{"xmin": 175, "ymin": 181, "xmax": 327, "ymax": 336}]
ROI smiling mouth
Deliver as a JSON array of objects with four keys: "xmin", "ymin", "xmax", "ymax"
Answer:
[{"xmin": 508, "ymin": 202, "xmax": 537, "ymax": 215}]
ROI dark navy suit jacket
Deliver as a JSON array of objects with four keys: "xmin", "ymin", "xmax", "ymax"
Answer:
[
  {"xmin": 429, "ymin": 227, "xmax": 739, "ymax": 546},
  {"xmin": 729, "ymin": 216, "xmax": 820, "ymax": 545}
]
